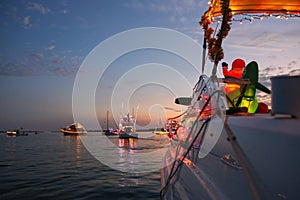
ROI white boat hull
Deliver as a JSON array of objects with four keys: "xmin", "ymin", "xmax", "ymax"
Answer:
[
  {"xmin": 119, "ymin": 132, "xmax": 138, "ymax": 139},
  {"xmin": 161, "ymin": 114, "xmax": 300, "ymax": 199}
]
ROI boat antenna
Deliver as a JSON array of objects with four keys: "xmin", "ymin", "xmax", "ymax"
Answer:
[
  {"xmin": 201, "ymin": 37, "xmax": 207, "ymax": 74},
  {"xmin": 121, "ymin": 102, "xmax": 124, "ymax": 117},
  {"xmin": 106, "ymin": 110, "xmax": 109, "ymax": 131},
  {"xmin": 135, "ymin": 104, "xmax": 139, "ymax": 120}
]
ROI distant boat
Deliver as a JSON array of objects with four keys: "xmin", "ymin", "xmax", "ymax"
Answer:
[
  {"xmin": 154, "ymin": 117, "xmax": 169, "ymax": 135},
  {"xmin": 6, "ymin": 130, "xmax": 17, "ymax": 136},
  {"xmin": 104, "ymin": 129, "xmax": 118, "ymax": 136},
  {"xmin": 104, "ymin": 111, "xmax": 118, "ymax": 136},
  {"xmin": 60, "ymin": 122, "xmax": 87, "ymax": 136},
  {"xmin": 118, "ymin": 113, "xmax": 138, "ymax": 139},
  {"xmin": 154, "ymin": 119, "xmax": 179, "ymax": 136},
  {"xmin": 6, "ymin": 129, "xmax": 28, "ymax": 136},
  {"xmin": 154, "ymin": 128, "xmax": 168, "ymax": 135}
]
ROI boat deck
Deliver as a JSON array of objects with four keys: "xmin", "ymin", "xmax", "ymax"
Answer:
[{"xmin": 161, "ymin": 113, "xmax": 300, "ymax": 199}]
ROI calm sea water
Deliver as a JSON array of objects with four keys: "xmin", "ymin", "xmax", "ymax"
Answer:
[{"xmin": 0, "ymin": 132, "xmax": 170, "ymax": 200}]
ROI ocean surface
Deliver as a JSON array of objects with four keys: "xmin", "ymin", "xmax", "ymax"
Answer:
[{"xmin": 0, "ymin": 132, "xmax": 170, "ymax": 200}]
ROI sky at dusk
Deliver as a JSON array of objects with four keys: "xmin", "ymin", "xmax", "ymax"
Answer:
[{"xmin": 1, "ymin": 0, "xmax": 300, "ymax": 131}]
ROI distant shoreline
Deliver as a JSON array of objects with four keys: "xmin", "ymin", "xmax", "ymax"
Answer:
[{"xmin": 1, "ymin": 129, "xmax": 157, "ymax": 133}]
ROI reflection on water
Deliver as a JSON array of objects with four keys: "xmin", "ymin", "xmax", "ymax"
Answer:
[
  {"xmin": 0, "ymin": 132, "xmax": 169, "ymax": 199},
  {"xmin": 6, "ymin": 135, "xmax": 17, "ymax": 138},
  {"xmin": 118, "ymin": 138, "xmax": 138, "ymax": 150},
  {"xmin": 60, "ymin": 135, "xmax": 83, "ymax": 167},
  {"xmin": 117, "ymin": 138, "xmax": 140, "ymax": 176},
  {"xmin": 80, "ymin": 132, "xmax": 170, "ymax": 173}
]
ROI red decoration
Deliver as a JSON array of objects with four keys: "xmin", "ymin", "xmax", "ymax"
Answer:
[
  {"xmin": 223, "ymin": 58, "xmax": 246, "ymax": 79},
  {"xmin": 256, "ymin": 102, "xmax": 269, "ymax": 113}
]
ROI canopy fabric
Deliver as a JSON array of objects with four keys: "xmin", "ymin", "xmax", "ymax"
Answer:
[
  {"xmin": 207, "ymin": 0, "xmax": 300, "ymax": 17},
  {"xmin": 74, "ymin": 122, "xmax": 85, "ymax": 129}
]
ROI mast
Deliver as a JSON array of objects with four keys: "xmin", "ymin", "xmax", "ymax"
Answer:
[{"xmin": 106, "ymin": 110, "xmax": 109, "ymax": 131}]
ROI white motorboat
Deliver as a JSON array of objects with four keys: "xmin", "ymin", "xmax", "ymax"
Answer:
[
  {"xmin": 118, "ymin": 113, "xmax": 138, "ymax": 139},
  {"xmin": 60, "ymin": 122, "xmax": 87, "ymax": 136}
]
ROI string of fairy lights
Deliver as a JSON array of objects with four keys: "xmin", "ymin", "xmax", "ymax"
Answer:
[
  {"xmin": 205, "ymin": 0, "xmax": 300, "ymax": 25},
  {"xmin": 223, "ymin": 13, "xmax": 300, "ymax": 24},
  {"xmin": 200, "ymin": 0, "xmax": 300, "ymax": 64}
]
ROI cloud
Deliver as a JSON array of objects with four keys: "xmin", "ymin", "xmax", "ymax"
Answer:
[
  {"xmin": 287, "ymin": 60, "xmax": 297, "ymax": 67},
  {"xmin": 27, "ymin": 2, "xmax": 50, "ymax": 14},
  {"xmin": 0, "ymin": 58, "xmax": 79, "ymax": 77},
  {"xmin": 48, "ymin": 65, "xmax": 78, "ymax": 77},
  {"xmin": 64, "ymin": 49, "xmax": 73, "ymax": 54},
  {"xmin": 45, "ymin": 45, "xmax": 55, "ymax": 51},
  {"xmin": 50, "ymin": 53, "xmax": 59, "ymax": 58},
  {"xmin": 31, "ymin": 52, "xmax": 44, "ymax": 60},
  {"xmin": 227, "ymin": 32, "xmax": 288, "ymax": 52},
  {"xmin": 228, "ymin": 22, "xmax": 300, "ymax": 52},
  {"xmin": 51, "ymin": 55, "xmax": 66, "ymax": 65},
  {"xmin": 49, "ymin": 67, "xmax": 67, "ymax": 75},
  {"xmin": 0, "ymin": 62, "xmax": 35, "ymax": 76},
  {"xmin": 23, "ymin": 16, "xmax": 30, "ymax": 25},
  {"xmin": 148, "ymin": 0, "xmax": 200, "ymax": 13},
  {"xmin": 125, "ymin": 0, "xmax": 202, "ymax": 24},
  {"xmin": 52, "ymin": 60, "xmax": 63, "ymax": 64},
  {"xmin": 60, "ymin": 9, "xmax": 69, "ymax": 14},
  {"xmin": 289, "ymin": 69, "xmax": 300, "ymax": 75},
  {"xmin": 19, "ymin": 16, "xmax": 32, "ymax": 28},
  {"xmin": 228, "ymin": 43, "xmax": 284, "ymax": 52}
]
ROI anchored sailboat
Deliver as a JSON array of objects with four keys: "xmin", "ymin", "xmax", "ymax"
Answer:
[{"xmin": 104, "ymin": 110, "xmax": 118, "ymax": 135}]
